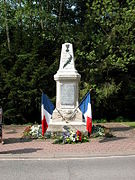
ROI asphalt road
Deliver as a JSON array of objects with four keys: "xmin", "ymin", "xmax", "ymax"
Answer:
[{"xmin": 0, "ymin": 155, "xmax": 135, "ymax": 180}]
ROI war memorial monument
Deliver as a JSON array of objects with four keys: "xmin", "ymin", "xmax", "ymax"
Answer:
[{"xmin": 48, "ymin": 43, "xmax": 86, "ymax": 131}]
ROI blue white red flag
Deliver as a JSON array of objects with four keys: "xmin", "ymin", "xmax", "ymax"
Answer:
[
  {"xmin": 41, "ymin": 93, "xmax": 54, "ymax": 136},
  {"xmin": 79, "ymin": 92, "xmax": 92, "ymax": 134}
]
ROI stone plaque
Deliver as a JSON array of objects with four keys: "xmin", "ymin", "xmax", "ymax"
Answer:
[{"xmin": 61, "ymin": 84, "xmax": 75, "ymax": 105}]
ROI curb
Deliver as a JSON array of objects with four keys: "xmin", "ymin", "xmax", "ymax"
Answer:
[{"xmin": 0, "ymin": 152, "xmax": 135, "ymax": 160}]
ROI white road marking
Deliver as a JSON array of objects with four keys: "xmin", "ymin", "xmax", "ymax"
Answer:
[{"xmin": 0, "ymin": 154, "xmax": 135, "ymax": 161}]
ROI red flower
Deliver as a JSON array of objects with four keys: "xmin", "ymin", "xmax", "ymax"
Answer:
[
  {"xmin": 76, "ymin": 130, "xmax": 82, "ymax": 142},
  {"xmin": 24, "ymin": 126, "xmax": 31, "ymax": 133}
]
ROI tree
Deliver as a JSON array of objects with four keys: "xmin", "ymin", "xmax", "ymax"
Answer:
[
  {"xmin": 0, "ymin": 0, "xmax": 135, "ymax": 123},
  {"xmin": 75, "ymin": 0, "xmax": 135, "ymax": 120}
]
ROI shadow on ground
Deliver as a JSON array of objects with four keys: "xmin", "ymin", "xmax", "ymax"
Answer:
[
  {"xmin": 108, "ymin": 126, "xmax": 133, "ymax": 132},
  {"xmin": 5, "ymin": 130, "xmax": 17, "ymax": 134},
  {"xmin": 99, "ymin": 136, "xmax": 127, "ymax": 143},
  {"xmin": 3, "ymin": 138, "xmax": 33, "ymax": 144},
  {"xmin": 0, "ymin": 148, "xmax": 43, "ymax": 154}
]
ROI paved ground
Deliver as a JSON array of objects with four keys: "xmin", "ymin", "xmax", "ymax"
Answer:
[
  {"xmin": 1, "ymin": 156, "xmax": 135, "ymax": 180},
  {"xmin": 0, "ymin": 123, "xmax": 135, "ymax": 159}
]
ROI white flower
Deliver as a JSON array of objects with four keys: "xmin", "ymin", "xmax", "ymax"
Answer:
[
  {"xmin": 73, "ymin": 138, "xmax": 75, "ymax": 142},
  {"xmin": 29, "ymin": 125, "xmax": 42, "ymax": 138}
]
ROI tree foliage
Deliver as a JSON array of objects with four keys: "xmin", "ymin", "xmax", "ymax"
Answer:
[{"xmin": 0, "ymin": 0, "xmax": 135, "ymax": 123}]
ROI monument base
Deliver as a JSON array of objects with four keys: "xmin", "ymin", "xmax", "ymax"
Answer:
[
  {"xmin": 48, "ymin": 121, "xmax": 87, "ymax": 132},
  {"xmin": 52, "ymin": 108, "xmax": 83, "ymax": 122},
  {"xmin": 49, "ymin": 108, "xmax": 86, "ymax": 132}
]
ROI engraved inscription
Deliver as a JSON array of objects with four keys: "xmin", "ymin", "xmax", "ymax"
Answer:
[{"xmin": 61, "ymin": 84, "xmax": 75, "ymax": 105}]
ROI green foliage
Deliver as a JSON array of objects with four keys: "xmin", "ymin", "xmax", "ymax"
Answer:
[
  {"xmin": 93, "ymin": 119, "xmax": 107, "ymax": 123},
  {"xmin": 0, "ymin": 0, "xmax": 135, "ymax": 123},
  {"xmin": 92, "ymin": 125, "xmax": 105, "ymax": 138},
  {"xmin": 122, "ymin": 122, "xmax": 135, "ymax": 128},
  {"xmin": 76, "ymin": 0, "xmax": 135, "ymax": 120},
  {"xmin": 92, "ymin": 125, "xmax": 113, "ymax": 138}
]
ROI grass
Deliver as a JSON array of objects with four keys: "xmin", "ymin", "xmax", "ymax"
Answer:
[
  {"xmin": 92, "ymin": 119, "xmax": 107, "ymax": 123},
  {"xmin": 122, "ymin": 122, "xmax": 135, "ymax": 128}
]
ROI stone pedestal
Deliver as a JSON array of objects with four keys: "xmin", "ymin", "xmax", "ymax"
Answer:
[{"xmin": 51, "ymin": 43, "xmax": 83, "ymax": 129}]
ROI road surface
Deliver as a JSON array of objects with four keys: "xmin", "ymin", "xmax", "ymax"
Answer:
[{"xmin": 0, "ymin": 155, "xmax": 135, "ymax": 180}]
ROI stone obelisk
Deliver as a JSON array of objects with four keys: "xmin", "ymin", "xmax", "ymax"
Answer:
[{"xmin": 51, "ymin": 43, "xmax": 84, "ymax": 128}]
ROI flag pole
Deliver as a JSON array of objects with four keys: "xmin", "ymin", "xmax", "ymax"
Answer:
[
  {"xmin": 56, "ymin": 90, "xmax": 91, "ymax": 121},
  {"xmin": 79, "ymin": 90, "xmax": 91, "ymax": 105},
  {"xmin": 70, "ymin": 90, "xmax": 91, "ymax": 119},
  {"xmin": 55, "ymin": 107, "xmax": 69, "ymax": 123},
  {"xmin": 55, "ymin": 90, "xmax": 91, "ymax": 131},
  {"xmin": 55, "ymin": 108, "xmax": 79, "ymax": 131}
]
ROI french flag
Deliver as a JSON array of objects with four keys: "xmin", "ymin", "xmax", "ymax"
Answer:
[
  {"xmin": 79, "ymin": 92, "xmax": 92, "ymax": 135},
  {"xmin": 41, "ymin": 93, "xmax": 54, "ymax": 136}
]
